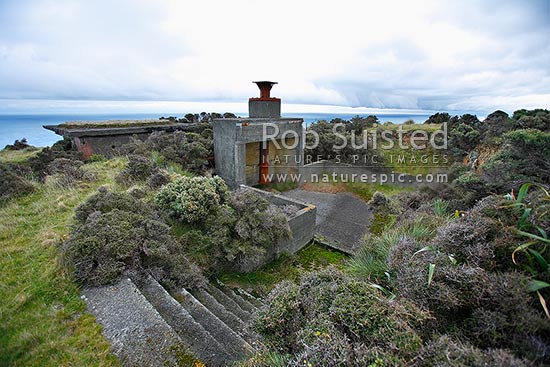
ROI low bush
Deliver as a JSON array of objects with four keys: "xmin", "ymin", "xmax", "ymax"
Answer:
[
  {"xmin": 146, "ymin": 171, "xmax": 170, "ymax": 189},
  {"xmin": 74, "ymin": 186, "xmax": 155, "ymax": 224},
  {"xmin": 3, "ymin": 138, "xmax": 32, "ymax": 150},
  {"xmin": 0, "ymin": 163, "xmax": 35, "ymax": 203},
  {"xmin": 462, "ymin": 272, "xmax": 550, "ymax": 361},
  {"xmin": 230, "ymin": 188, "xmax": 290, "ymax": 249},
  {"xmin": 411, "ymin": 335, "xmax": 528, "ymax": 367},
  {"xmin": 433, "ymin": 214, "xmax": 498, "ymax": 268},
  {"xmin": 367, "ymin": 191, "xmax": 390, "ymax": 210},
  {"xmin": 154, "ymin": 176, "xmax": 229, "ymax": 223},
  {"xmin": 62, "ymin": 189, "xmax": 205, "ymax": 289},
  {"xmin": 122, "ymin": 129, "xmax": 212, "ymax": 174},
  {"xmin": 199, "ymin": 189, "xmax": 291, "ymax": 272},
  {"xmin": 115, "ymin": 155, "xmax": 159, "ymax": 185},
  {"xmin": 482, "ymin": 129, "xmax": 550, "ymax": 186},
  {"xmin": 45, "ymin": 158, "xmax": 96, "ymax": 187},
  {"xmin": 251, "ymin": 267, "xmax": 429, "ymax": 365},
  {"xmin": 28, "ymin": 139, "xmax": 82, "ymax": 180},
  {"xmin": 512, "ymin": 108, "xmax": 550, "ymax": 131}
]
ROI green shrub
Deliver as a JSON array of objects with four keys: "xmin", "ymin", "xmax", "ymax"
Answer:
[
  {"xmin": 74, "ymin": 186, "xmax": 154, "ymax": 224},
  {"xmin": 0, "ymin": 163, "xmax": 35, "ymax": 203},
  {"xmin": 424, "ymin": 112, "xmax": 451, "ymax": 125},
  {"xmin": 28, "ymin": 139, "xmax": 82, "ymax": 180},
  {"xmin": 122, "ymin": 129, "xmax": 212, "ymax": 174},
  {"xmin": 368, "ymin": 191, "xmax": 390, "ymax": 210},
  {"xmin": 412, "ymin": 335, "xmax": 528, "ymax": 367},
  {"xmin": 202, "ymin": 189, "xmax": 290, "ymax": 272},
  {"xmin": 230, "ymin": 188, "xmax": 290, "ymax": 249},
  {"xmin": 45, "ymin": 158, "xmax": 96, "ymax": 187},
  {"xmin": 252, "ymin": 267, "xmax": 428, "ymax": 365},
  {"xmin": 115, "ymin": 155, "xmax": 159, "ymax": 185},
  {"xmin": 462, "ymin": 272, "xmax": 550, "ymax": 362},
  {"xmin": 154, "ymin": 176, "xmax": 229, "ymax": 223},
  {"xmin": 433, "ymin": 214, "xmax": 498, "ymax": 267},
  {"xmin": 86, "ymin": 154, "xmax": 106, "ymax": 163},
  {"xmin": 447, "ymin": 120, "xmax": 481, "ymax": 158},
  {"xmin": 146, "ymin": 171, "xmax": 170, "ymax": 189},
  {"xmin": 3, "ymin": 138, "xmax": 32, "ymax": 151},
  {"xmin": 512, "ymin": 108, "xmax": 550, "ymax": 131},
  {"xmin": 63, "ymin": 189, "xmax": 204, "ymax": 288},
  {"xmin": 479, "ymin": 129, "xmax": 550, "ymax": 191}
]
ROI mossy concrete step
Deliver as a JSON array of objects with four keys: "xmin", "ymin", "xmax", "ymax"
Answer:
[
  {"xmin": 82, "ymin": 278, "xmax": 189, "ymax": 367},
  {"xmin": 179, "ymin": 288, "xmax": 251, "ymax": 361},
  {"xmin": 214, "ymin": 280, "xmax": 258, "ymax": 313},
  {"xmin": 234, "ymin": 287, "xmax": 265, "ymax": 308},
  {"xmin": 191, "ymin": 288, "xmax": 246, "ymax": 334},
  {"xmin": 206, "ymin": 283, "xmax": 252, "ymax": 321},
  {"xmin": 134, "ymin": 275, "xmax": 229, "ymax": 367}
]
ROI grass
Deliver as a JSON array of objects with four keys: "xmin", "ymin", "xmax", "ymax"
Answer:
[
  {"xmin": 374, "ymin": 123, "xmax": 452, "ymax": 175},
  {"xmin": 57, "ymin": 120, "xmax": 177, "ymax": 129},
  {"xmin": 346, "ymin": 182, "xmax": 413, "ymax": 202},
  {"xmin": 299, "ymin": 181, "xmax": 412, "ymax": 202},
  {"xmin": 347, "ymin": 215, "xmax": 442, "ymax": 282},
  {"xmin": 0, "ymin": 156, "xmax": 124, "ymax": 366},
  {"xmin": 0, "ymin": 147, "xmax": 42, "ymax": 164},
  {"xmin": 370, "ymin": 212, "xmax": 396, "ymax": 236},
  {"xmin": 219, "ymin": 242, "xmax": 348, "ymax": 296}
]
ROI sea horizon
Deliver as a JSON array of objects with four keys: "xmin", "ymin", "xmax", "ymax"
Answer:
[{"xmin": 0, "ymin": 109, "xmax": 478, "ymax": 149}]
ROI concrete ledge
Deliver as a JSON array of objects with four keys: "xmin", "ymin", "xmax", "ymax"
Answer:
[{"xmin": 43, "ymin": 122, "xmax": 195, "ymax": 138}]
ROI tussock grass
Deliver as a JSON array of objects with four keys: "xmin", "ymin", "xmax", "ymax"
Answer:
[
  {"xmin": 0, "ymin": 157, "xmax": 123, "ymax": 366},
  {"xmin": 347, "ymin": 217, "xmax": 439, "ymax": 281}
]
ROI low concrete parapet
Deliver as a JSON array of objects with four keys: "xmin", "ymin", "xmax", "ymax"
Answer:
[{"xmin": 238, "ymin": 185, "xmax": 316, "ymax": 271}]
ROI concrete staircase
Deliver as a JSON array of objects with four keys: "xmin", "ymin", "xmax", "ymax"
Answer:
[{"xmin": 84, "ymin": 275, "xmax": 264, "ymax": 367}]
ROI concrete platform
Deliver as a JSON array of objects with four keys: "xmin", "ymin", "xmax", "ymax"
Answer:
[{"xmin": 282, "ymin": 189, "xmax": 372, "ymax": 254}]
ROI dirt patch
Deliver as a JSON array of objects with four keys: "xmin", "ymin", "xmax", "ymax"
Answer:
[{"xmin": 301, "ymin": 182, "xmax": 347, "ymax": 193}]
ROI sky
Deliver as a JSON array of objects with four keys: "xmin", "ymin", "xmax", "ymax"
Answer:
[{"xmin": 0, "ymin": 0, "xmax": 549, "ymax": 115}]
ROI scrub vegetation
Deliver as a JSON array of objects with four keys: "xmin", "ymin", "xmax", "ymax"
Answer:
[{"xmin": 1, "ymin": 108, "xmax": 549, "ymax": 366}]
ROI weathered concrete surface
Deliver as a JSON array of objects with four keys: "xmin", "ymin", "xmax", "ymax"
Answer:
[
  {"xmin": 240, "ymin": 186, "xmax": 317, "ymax": 271},
  {"xmin": 212, "ymin": 118, "xmax": 304, "ymax": 188},
  {"xmin": 43, "ymin": 121, "xmax": 196, "ymax": 158},
  {"xmin": 282, "ymin": 189, "xmax": 372, "ymax": 254},
  {"xmin": 82, "ymin": 278, "xmax": 189, "ymax": 367}
]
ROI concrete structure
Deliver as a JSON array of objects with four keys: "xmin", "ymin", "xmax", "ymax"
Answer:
[
  {"xmin": 237, "ymin": 186, "xmax": 317, "ymax": 272},
  {"xmin": 212, "ymin": 82, "xmax": 304, "ymax": 188},
  {"xmin": 44, "ymin": 120, "xmax": 194, "ymax": 159}
]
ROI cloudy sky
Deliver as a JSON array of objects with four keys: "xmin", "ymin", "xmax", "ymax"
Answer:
[{"xmin": 0, "ymin": 0, "xmax": 549, "ymax": 114}]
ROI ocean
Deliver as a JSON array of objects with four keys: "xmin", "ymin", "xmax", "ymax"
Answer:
[{"xmin": 0, "ymin": 112, "xmax": 432, "ymax": 148}]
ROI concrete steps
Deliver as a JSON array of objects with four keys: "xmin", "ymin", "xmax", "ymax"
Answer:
[
  {"xmin": 205, "ymin": 282, "xmax": 253, "ymax": 320},
  {"xmin": 134, "ymin": 275, "xmax": 230, "ymax": 367},
  {"xmin": 178, "ymin": 287, "xmax": 251, "ymax": 360},
  {"xmin": 214, "ymin": 279, "xmax": 261, "ymax": 313},
  {"xmin": 191, "ymin": 287, "xmax": 247, "ymax": 334},
  {"xmin": 85, "ymin": 274, "xmax": 266, "ymax": 366},
  {"xmin": 82, "ymin": 278, "xmax": 189, "ymax": 367}
]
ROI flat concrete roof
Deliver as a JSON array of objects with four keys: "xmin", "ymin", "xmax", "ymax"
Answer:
[{"xmin": 44, "ymin": 120, "xmax": 195, "ymax": 137}]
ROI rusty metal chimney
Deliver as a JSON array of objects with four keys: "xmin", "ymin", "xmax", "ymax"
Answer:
[{"xmin": 249, "ymin": 81, "xmax": 281, "ymax": 118}]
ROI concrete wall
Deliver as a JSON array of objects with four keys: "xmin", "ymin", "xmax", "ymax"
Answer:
[
  {"xmin": 44, "ymin": 123, "xmax": 196, "ymax": 159},
  {"xmin": 236, "ymin": 186, "xmax": 317, "ymax": 272},
  {"xmin": 212, "ymin": 118, "xmax": 304, "ymax": 188},
  {"xmin": 248, "ymin": 100, "xmax": 281, "ymax": 118},
  {"xmin": 74, "ymin": 133, "xmax": 150, "ymax": 158}
]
